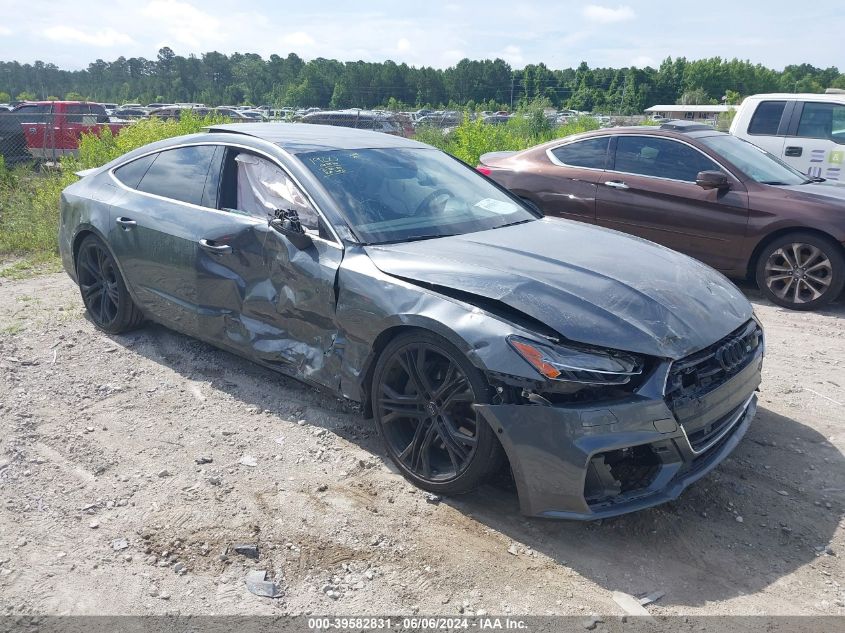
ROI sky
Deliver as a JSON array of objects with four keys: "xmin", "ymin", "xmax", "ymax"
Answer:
[{"xmin": 0, "ymin": 0, "xmax": 842, "ymax": 71}]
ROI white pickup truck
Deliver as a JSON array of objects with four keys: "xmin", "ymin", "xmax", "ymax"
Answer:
[{"xmin": 730, "ymin": 89, "xmax": 845, "ymax": 181}]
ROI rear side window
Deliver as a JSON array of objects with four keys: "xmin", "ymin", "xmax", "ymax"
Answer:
[
  {"xmin": 14, "ymin": 104, "xmax": 52, "ymax": 123},
  {"xmin": 748, "ymin": 101, "xmax": 786, "ymax": 135},
  {"xmin": 89, "ymin": 104, "xmax": 109, "ymax": 123},
  {"xmin": 64, "ymin": 104, "xmax": 86, "ymax": 124},
  {"xmin": 550, "ymin": 137, "xmax": 609, "ymax": 169},
  {"xmin": 614, "ymin": 136, "xmax": 720, "ymax": 182},
  {"xmin": 113, "ymin": 154, "xmax": 157, "ymax": 188},
  {"xmin": 136, "ymin": 146, "xmax": 218, "ymax": 206},
  {"xmin": 796, "ymin": 102, "xmax": 845, "ymax": 144}
]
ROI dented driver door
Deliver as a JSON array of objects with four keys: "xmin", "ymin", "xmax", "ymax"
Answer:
[
  {"xmin": 194, "ymin": 216, "xmax": 343, "ymax": 390},
  {"xmin": 251, "ymin": 226, "xmax": 344, "ymax": 388}
]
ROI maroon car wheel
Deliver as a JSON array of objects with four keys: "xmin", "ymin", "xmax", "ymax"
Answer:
[{"xmin": 756, "ymin": 233, "xmax": 845, "ymax": 310}]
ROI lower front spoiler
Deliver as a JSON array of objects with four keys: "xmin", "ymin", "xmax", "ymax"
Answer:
[{"xmin": 476, "ymin": 392, "xmax": 757, "ymax": 520}]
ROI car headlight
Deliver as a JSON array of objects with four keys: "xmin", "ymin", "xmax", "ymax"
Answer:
[{"xmin": 508, "ymin": 336, "xmax": 643, "ymax": 385}]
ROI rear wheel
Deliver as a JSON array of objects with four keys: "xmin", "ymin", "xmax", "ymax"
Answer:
[
  {"xmin": 76, "ymin": 235, "xmax": 144, "ymax": 333},
  {"xmin": 372, "ymin": 331, "xmax": 503, "ymax": 495},
  {"xmin": 755, "ymin": 233, "xmax": 845, "ymax": 310}
]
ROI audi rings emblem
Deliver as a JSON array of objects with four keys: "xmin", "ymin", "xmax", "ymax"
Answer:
[{"xmin": 715, "ymin": 337, "xmax": 750, "ymax": 371}]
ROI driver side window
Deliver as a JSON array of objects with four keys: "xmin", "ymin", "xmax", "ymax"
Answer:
[{"xmin": 220, "ymin": 150, "xmax": 320, "ymax": 231}]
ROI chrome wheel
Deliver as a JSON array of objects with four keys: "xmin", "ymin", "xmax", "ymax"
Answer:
[
  {"xmin": 376, "ymin": 342, "xmax": 478, "ymax": 482},
  {"xmin": 764, "ymin": 242, "xmax": 833, "ymax": 305}
]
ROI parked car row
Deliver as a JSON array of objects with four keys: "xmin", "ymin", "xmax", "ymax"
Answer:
[{"xmin": 299, "ymin": 109, "xmax": 413, "ymax": 136}]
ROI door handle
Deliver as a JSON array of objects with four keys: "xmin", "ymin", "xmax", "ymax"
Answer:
[
  {"xmin": 115, "ymin": 217, "xmax": 137, "ymax": 228},
  {"xmin": 604, "ymin": 180, "xmax": 629, "ymax": 190},
  {"xmin": 785, "ymin": 146, "xmax": 803, "ymax": 157},
  {"xmin": 199, "ymin": 238, "xmax": 232, "ymax": 254}
]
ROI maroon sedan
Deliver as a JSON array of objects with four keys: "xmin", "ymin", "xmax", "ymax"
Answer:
[{"xmin": 478, "ymin": 121, "xmax": 845, "ymax": 310}]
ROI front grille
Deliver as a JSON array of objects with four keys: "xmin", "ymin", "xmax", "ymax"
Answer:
[
  {"xmin": 665, "ymin": 320, "xmax": 762, "ymax": 410},
  {"xmin": 685, "ymin": 409, "xmax": 746, "ymax": 475},
  {"xmin": 685, "ymin": 398, "xmax": 749, "ymax": 452}
]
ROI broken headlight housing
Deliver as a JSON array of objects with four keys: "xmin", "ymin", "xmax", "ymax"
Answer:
[{"xmin": 508, "ymin": 336, "xmax": 643, "ymax": 386}]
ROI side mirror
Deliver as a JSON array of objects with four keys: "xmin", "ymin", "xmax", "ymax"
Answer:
[
  {"xmin": 696, "ymin": 170, "xmax": 730, "ymax": 190},
  {"xmin": 269, "ymin": 209, "xmax": 312, "ymax": 250}
]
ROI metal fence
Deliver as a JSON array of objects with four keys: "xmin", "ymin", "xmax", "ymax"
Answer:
[{"xmin": 0, "ymin": 112, "xmax": 39, "ymax": 166}]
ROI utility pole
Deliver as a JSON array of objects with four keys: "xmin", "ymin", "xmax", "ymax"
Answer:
[{"xmin": 510, "ymin": 76, "xmax": 514, "ymax": 110}]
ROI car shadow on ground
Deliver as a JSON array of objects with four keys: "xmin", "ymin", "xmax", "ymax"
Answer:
[{"xmin": 96, "ymin": 315, "xmax": 844, "ymax": 610}]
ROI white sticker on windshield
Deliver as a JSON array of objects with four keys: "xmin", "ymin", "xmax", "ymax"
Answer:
[{"xmin": 474, "ymin": 198, "xmax": 519, "ymax": 215}]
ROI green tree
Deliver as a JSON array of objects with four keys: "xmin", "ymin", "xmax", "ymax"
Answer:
[{"xmin": 677, "ymin": 88, "xmax": 713, "ymax": 105}]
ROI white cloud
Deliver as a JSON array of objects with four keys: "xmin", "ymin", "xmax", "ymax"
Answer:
[
  {"xmin": 441, "ymin": 49, "xmax": 466, "ymax": 65},
  {"xmin": 0, "ymin": 26, "xmax": 12, "ymax": 36},
  {"xmin": 140, "ymin": 0, "xmax": 221, "ymax": 48},
  {"xmin": 42, "ymin": 26, "xmax": 134, "ymax": 47},
  {"xmin": 397, "ymin": 38, "xmax": 411, "ymax": 52},
  {"xmin": 496, "ymin": 44, "xmax": 524, "ymax": 66},
  {"xmin": 630, "ymin": 55, "xmax": 655, "ymax": 67},
  {"xmin": 582, "ymin": 4, "xmax": 636, "ymax": 23},
  {"xmin": 281, "ymin": 31, "xmax": 315, "ymax": 48}
]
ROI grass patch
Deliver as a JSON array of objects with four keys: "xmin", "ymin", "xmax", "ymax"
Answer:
[
  {"xmin": 0, "ymin": 321, "xmax": 25, "ymax": 336},
  {"xmin": 0, "ymin": 252, "xmax": 63, "ymax": 280}
]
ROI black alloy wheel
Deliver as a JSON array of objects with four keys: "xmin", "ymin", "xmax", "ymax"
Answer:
[
  {"xmin": 756, "ymin": 232, "xmax": 845, "ymax": 310},
  {"xmin": 76, "ymin": 235, "xmax": 144, "ymax": 333},
  {"xmin": 372, "ymin": 331, "xmax": 503, "ymax": 495}
]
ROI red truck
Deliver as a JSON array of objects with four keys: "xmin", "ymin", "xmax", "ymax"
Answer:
[{"xmin": 11, "ymin": 101, "xmax": 127, "ymax": 161}]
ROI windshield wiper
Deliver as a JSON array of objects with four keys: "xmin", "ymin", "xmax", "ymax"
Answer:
[
  {"xmin": 802, "ymin": 176, "xmax": 827, "ymax": 184},
  {"xmin": 760, "ymin": 181, "xmax": 788, "ymax": 185},
  {"xmin": 371, "ymin": 233, "xmax": 458, "ymax": 245}
]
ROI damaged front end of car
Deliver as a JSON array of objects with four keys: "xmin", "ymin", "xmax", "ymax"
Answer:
[{"xmin": 476, "ymin": 319, "xmax": 763, "ymax": 519}]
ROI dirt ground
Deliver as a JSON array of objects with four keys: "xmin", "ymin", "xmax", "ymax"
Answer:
[{"xmin": 0, "ymin": 271, "xmax": 843, "ymax": 617}]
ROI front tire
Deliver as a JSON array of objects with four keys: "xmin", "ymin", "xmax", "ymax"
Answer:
[
  {"xmin": 75, "ymin": 235, "xmax": 144, "ymax": 333},
  {"xmin": 371, "ymin": 331, "xmax": 503, "ymax": 495},
  {"xmin": 755, "ymin": 232, "xmax": 845, "ymax": 310}
]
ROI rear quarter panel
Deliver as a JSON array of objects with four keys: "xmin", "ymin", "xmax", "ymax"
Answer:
[{"xmin": 59, "ymin": 173, "xmax": 121, "ymax": 282}]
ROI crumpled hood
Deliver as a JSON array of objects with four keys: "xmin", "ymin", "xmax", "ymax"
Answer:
[{"xmin": 365, "ymin": 218, "xmax": 753, "ymax": 360}]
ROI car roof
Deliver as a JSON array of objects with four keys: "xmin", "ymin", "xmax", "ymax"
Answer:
[
  {"xmin": 743, "ymin": 92, "xmax": 845, "ymax": 103},
  {"xmin": 208, "ymin": 122, "xmax": 428, "ymax": 154},
  {"xmin": 527, "ymin": 122, "xmax": 726, "ymax": 153}
]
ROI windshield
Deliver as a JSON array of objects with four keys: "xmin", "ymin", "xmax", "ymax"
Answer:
[
  {"xmin": 300, "ymin": 147, "xmax": 537, "ymax": 244},
  {"xmin": 699, "ymin": 134, "xmax": 807, "ymax": 185}
]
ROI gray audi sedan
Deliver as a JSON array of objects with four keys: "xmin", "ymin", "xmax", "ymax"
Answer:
[{"xmin": 58, "ymin": 123, "xmax": 763, "ymax": 519}]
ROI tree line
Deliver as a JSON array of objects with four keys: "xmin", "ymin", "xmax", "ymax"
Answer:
[{"xmin": 1, "ymin": 48, "xmax": 843, "ymax": 113}]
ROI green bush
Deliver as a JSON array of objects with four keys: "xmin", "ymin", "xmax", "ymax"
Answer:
[
  {"xmin": 0, "ymin": 112, "xmax": 228, "ymax": 260},
  {"xmin": 73, "ymin": 112, "xmax": 228, "ymax": 169},
  {"xmin": 417, "ymin": 110, "xmax": 599, "ymax": 166},
  {"xmin": 0, "ymin": 164, "xmax": 74, "ymax": 255}
]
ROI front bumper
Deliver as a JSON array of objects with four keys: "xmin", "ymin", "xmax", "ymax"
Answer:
[{"xmin": 476, "ymin": 349, "xmax": 762, "ymax": 519}]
